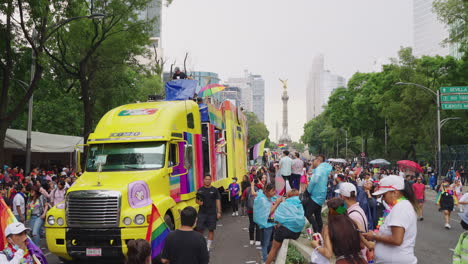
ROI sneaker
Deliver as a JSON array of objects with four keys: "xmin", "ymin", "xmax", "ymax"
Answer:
[
  {"xmin": 419, "ymin": 217, "xmax": 424, "ymax": 221},
  {"xmin": 255, "ymin": 241, "xmax": 261, "ymax": 246},
  {"xmin": 232, "ymin": 212, "xmax": 235, "ymax": 216},
  {"xmin": 249, "ymin": 240, "xmax": 254, "ymax": 245},
  {"xmin": 445, "ymin": 223, "xmax": 451, "ymax": 229},
  {"xmin": 235, "ymin": 211, "xmax": 239, "ymax": 216}
]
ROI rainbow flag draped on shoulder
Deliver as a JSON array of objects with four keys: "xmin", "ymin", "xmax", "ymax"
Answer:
[
  {"xmin": 146, "ymin": 204, "xmax": 171, "ymax": 258},
  {"xmin": 0, "ymin": 197, "xmax": 16, "ymax": 249},
  {"xmin": 0, "ymin": 197, "xmax": 48, "ymax": 263}
]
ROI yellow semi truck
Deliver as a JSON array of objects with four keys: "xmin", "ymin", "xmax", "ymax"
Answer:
[{"xmin": 45, "ymin": 92, "xmax": 248, "ymax": 262}]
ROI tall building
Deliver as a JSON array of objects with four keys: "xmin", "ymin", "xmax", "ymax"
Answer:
[
  {"xmin": 226, "ymin": 76, "xmax": 253, "ymax": 111},
  {"xmin": 225, "ymin": 70, "xmax": 265, "ymax": 122},
  {"xmin": 413, "ymin": 0, "xmax": 449, "ymax": 57},
  {"xmin": 138, "ymin": 0, "xmax": 163, "ymax": 67},
  {"xmin": 250, "ymin": 75, "xmax": 265, "ymax": 122},
  {"xmin": 306, "ymin": 54, "xmax": 346, "ymax": 121},
  {"xmin": 190, "ymin": 71, "xmax": 220, "ymax": 89}
]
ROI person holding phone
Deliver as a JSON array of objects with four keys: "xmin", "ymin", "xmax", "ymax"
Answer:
[{"xmin": 310, "ymin": 198, "xmax": 366, "ymax": 264}]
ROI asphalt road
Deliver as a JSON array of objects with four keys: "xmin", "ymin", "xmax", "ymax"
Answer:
[{"xmin": 42, "ymin": 187, "xmax": 463, "ymax": 264}]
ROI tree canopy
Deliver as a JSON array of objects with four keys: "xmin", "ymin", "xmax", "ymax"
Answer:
[{"xmin": 302, "ymin": 47, "xmax": 468, "ymax": 163}]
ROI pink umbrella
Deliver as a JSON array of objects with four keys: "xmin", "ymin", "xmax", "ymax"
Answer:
[{"xmin": 397, "ymin": 160, "xmax": 423, "ymax": 173}]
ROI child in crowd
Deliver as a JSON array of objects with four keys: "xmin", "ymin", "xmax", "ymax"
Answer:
[{"xmin": 228, "ymin": 177, "xmax": 240, "ymax": 216}]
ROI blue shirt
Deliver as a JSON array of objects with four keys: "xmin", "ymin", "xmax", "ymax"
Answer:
[
  {"xmin": 228, "ymin": 182, "xmax": 240, "ymax": 199},
  {"xmin": 307, "ymin": 162, "xmax": 333, "ymax": 206}
]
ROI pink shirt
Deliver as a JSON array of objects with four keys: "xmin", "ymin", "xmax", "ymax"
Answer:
[
  {"xmin": 50, "ymin": 188, "xmax": 66, "ymax": 206},
  {"xmin": 292, "ymin": 159, "xmax": 304, "ymax": 175},
  {"xmin": 412, "ymin": 183, "xmax": 425, "ymax": 200}
]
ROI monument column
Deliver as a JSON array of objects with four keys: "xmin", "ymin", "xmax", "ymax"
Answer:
[{"xmin": 279, "ymin": 79, "xmax": 292, "ymax": 145}]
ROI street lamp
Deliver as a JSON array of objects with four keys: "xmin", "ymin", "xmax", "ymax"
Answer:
[
  {"xmin": 25, "ymin": 13, "xmax": 106, "ymax": 174},
  {"xmin": 395, "ymin": 82, "xmax": 441, "ymax": 175}
]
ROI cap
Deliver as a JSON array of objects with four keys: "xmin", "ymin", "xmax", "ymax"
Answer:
[
  {"xmin": 5, "ymin": 222, "xmax": 30, "ymax": 237},
  {"xmin": 60, "ymin": 172, "xmax": 67, "ymax": 176},
  {"xmin": 334, "ymin": 182, "xmax": 356, "ymax": 197},
  {"xmin": 372, "ymin": 175, "xmax": 405, "ymax": 196}
]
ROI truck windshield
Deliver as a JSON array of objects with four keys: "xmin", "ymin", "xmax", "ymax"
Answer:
[{"xmin": 86, "ymin": 142, "xmax": 166, "ymax": 171}]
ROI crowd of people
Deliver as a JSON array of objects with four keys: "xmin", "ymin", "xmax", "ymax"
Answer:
[
  {"xmin": 231, "ymin": 151, "xmax": 467, "ymax": 264},
  {"xmin": 0, "ymin": 165, "xmax": 79, "ymax": 251},
  {"xmin": 2, "ymin": 154, "xmax": 467, "ymax": 264}
]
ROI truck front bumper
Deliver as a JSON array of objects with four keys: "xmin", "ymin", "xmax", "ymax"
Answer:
[{"xmin": 46, "ymin": 226, "xmax": 147, "ymax": 262}]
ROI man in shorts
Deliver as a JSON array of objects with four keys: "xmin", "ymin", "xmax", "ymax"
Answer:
[{"xmin": 196, "ymin": 175, "xmax": 221, "ymax": 251}]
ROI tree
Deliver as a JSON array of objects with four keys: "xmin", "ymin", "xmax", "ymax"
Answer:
[
  {"xmin": 0, "ymin": 0, "xmax": 60, "ymax": 166},
  {"xmin": 433, "ymin": 0, "xmax": 467, "ymax": 49},
  {"xmin": 244, "ymin": 111, "xmax": 270, "ymax": 148},
  {"xmin": 306, "ymin": 47, "xmax": 467, "ymax": 164},
  {"xmin": 45, "ymin": 0, "xmax": 153, "ymax": 142}
]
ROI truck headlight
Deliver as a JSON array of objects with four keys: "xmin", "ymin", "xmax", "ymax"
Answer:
[
  {"xmin": 57, "ymin": 217, "xmax": 64, "ymax": 226},
  {"xmin": 134, "ymin": 214, "xmax": 145, "ymax": 225},
  {"xmin": 47, "ymin": 215, "xmax": 55, "ymax": 225},
  {"xmin": 123, "ymin": 217, "xmax": 132, "ymax": 226}
]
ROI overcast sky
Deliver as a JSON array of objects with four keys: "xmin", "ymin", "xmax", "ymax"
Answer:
[{"xmin": 162, "ymin": 0, "xmax": 413, "ymax": 142}]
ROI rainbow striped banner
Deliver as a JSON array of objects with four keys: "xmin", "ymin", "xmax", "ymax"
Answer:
[{"xmin": 146, "ymin": 204, "xmax": 171, "ymax": 258}]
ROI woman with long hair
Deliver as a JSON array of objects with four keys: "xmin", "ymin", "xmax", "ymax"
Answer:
[
  {"xmin": 311, "ymin": 197, "xmax": 367, "ymax": 264},
  {"xmin": 363, "ymin": 175, "xmax": 418, "ymax": 264},
  {"xmin": 27, "ymin": 185, "xmax": 48, "ymax": 246}
]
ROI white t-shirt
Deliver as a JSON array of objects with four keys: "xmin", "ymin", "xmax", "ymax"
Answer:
[
  {"xmin": 459, "ymin": 193, "xmax": 468, "ymax": 212},
  {"xmin": 12, "ymin": 194, "xmax": 25, "ymax": 216},
  {"xmin": 375, "ymin": 199, "xmax": 417, "ymax": 264}
]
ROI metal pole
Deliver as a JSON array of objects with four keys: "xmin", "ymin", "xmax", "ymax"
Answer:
[
  {"xmin": 336, "ymin": 140, "xmax": 338, "ymax": 157},
  {"xmin": 345, "ymin": 130, "xmax": 348, "ymax": 159},
  {"xmin": 437, "ymin": 89, "xmax": 441, "ymax": 178},
  {"xmin": 384, "ymin": 118, "xmax": 388, "ymax": 155},
  {"xmin": 25, "ymin": 30, "xmax": 36, "ymax": 175}
]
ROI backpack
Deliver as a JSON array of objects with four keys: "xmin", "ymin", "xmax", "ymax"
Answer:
[
  {"xmin": 246, "ymin": 186, "xmax": 258, "ymax": 210},
  {"xmin": 350, "ymin": 181, "xmax": 372, "ymax": 231}
]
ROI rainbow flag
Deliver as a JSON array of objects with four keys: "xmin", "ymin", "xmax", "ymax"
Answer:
[
  {"xmin": 146, "ymin": 204, "xmax": 171, "ymax": 258},
  {"xmin": 0, "ymin": 197, "xmax": 48, "ymax": 263},
  {"xmin": 0, "ymin": 197, "xmax": 16, "ymax": 249},
  {"xmin": 277, "ymin": 144, "xmax": 286, "ymax": 149}
]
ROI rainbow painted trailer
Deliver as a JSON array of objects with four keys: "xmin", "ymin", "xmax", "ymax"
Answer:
[{"xmin": 45, "ymin": 94, "xmax": 248, "ymax": 262}]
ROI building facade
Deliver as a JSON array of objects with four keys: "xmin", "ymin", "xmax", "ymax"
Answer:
[
  {"xmin": 306, "ymin": 54, "xmax": 346, "ymax": 121},
  {"xmin": 250, "ymin": 75, "xmax": 265, "ymax": 122},
  {"xmin": 413, "ymin": 0, "xmax": 449, "ymax": 57},
  {"xmin": 190, "ymin": 71, "xmax": 221, "ymax": 90},
  {"xmin": 218, "ymin": 86, "xmax": 241, "ymax": 107},
  {"xmin": 225, "ymin": 70, "xmax": 265, "ymax": 122}
]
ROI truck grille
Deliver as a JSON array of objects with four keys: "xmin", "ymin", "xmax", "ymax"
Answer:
[{"xmin": 66, "ymin": 190, "xmax": 121, "ymax": 227}]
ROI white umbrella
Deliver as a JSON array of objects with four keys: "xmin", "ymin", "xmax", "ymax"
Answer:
[
  {"xmin": 333, "ymin": 158, "xmax": 347, "ymax": 164},
  {"xmin": 369, "ymin": 159, "xmax": 390, "ymax": 165}
]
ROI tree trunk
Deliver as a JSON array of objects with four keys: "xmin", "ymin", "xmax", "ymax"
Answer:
[
  {"xmin": 0, "ymin": 122, "xmax": 8, "ymax": 167},
  {"xmin": 79, "ymin": 65, "xmax": 94, "ymax": 170}
]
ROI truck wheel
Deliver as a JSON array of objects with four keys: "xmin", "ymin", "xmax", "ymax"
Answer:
[{"xmin": 164, "ymin": 213, "xmax": 175, "ymax": 230}]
